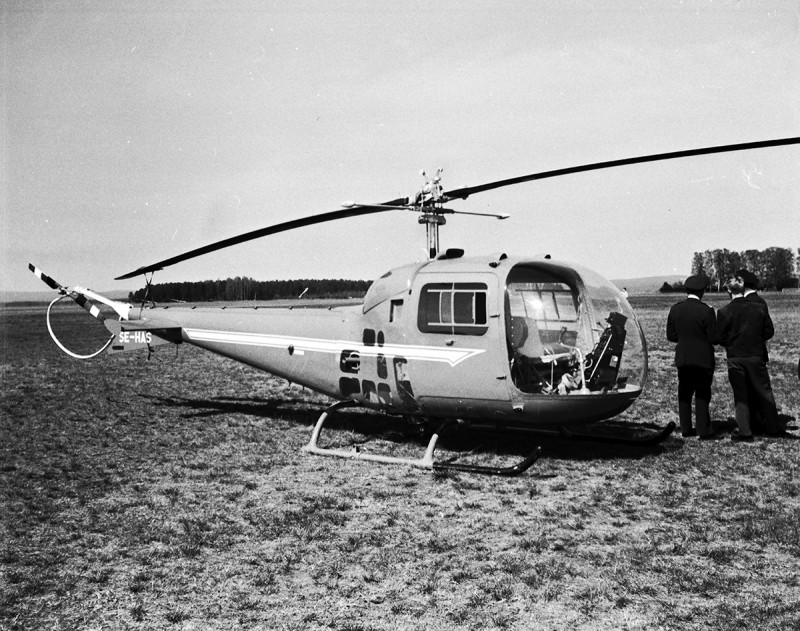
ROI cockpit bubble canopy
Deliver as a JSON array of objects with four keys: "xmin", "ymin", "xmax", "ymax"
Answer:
[{"xmin": 505, "ymin": 261, "xmax": 646, "ymax": 395}]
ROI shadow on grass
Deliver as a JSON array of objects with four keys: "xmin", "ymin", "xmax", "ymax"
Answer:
[
  {"xmin": 139, "ymin": 394, "xmax": 322, "ymax": 422},
  {"xmin": 721, "ymin": 414, "xmax": 800, "ymax": 438},
  {"xmin": 142, "ymin": 394, "xmax": 676, "ymax": 464},
  {"xmin": 778, "ymin": 413, "xmax": 798, "ymax": 433},
  {"xmin": 453, "ymin": 419, "xmax": 678, "ymax": 463}
]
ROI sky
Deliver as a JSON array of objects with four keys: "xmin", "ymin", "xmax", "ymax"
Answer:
[{"xmin": 3, "ymin": 0, "xmax": 799, "ymax": 295}]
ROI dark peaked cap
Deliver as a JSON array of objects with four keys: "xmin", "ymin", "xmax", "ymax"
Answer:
[
  {"xmin": 684, "ymin": 274, "xmax": 709, "ymax": 292},
  {"xmin": 736, "ymin": 269, "xmax": 759, "ymax": 288}
]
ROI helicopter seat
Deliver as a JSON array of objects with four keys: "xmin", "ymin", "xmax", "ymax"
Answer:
[
  {"xmin": 508, "ymin": 317, "xmax": 541, "ymax": 392},
  {"xmin": 509, "ymin": 318, "xmax": 581, "ymax": 393},
  {"xmin": 509, "ymin": 316, "xmax": 528, "ymax": 350},
  {"xmin": 515, "ymin": 317, "xmax": 546, "ymax": 358},
  {"xmin": 508, "ymin": 317, "xmax": 549, "ymax": 392}
]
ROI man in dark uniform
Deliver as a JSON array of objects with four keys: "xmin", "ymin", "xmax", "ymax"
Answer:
[
  {"xmin": 738, "ymin": 268, "xmax": 770, "ymax": 432},
  {"xmin": 739, "ymin": 268, "xmax": 769, "ymax": 341},
  {"xmin": 666, "ymin": 274, "xmax": 717, "ymax": 438},
  {"xmin": 715, "ymin": 273, "xmax": 783, "ymax": 441}
]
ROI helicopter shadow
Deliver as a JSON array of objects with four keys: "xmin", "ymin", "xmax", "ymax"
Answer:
[
  {"xmin": 138, "ymin": 393, "xmax": 323, "ymax": 424},
  {"xmin": 454, "ymin": 419, "xmax": 680, "ymax": 464},
  {"xmin": 138, "ymin": 393, "xmax": 419, "ymax": 439},
  {"xmin": 138, "ymin": 393, "xmax": 677, "ymax": 463}
]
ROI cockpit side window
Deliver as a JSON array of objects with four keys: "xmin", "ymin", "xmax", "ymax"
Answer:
[{"xmin": 418, "ymin": 282, "xmax": 488, "ymax": 336}]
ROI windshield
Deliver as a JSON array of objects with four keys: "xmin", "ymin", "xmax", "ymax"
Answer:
[{"xmin": 505, "ymin": 262, "xmax": 647, "ymax": 395}]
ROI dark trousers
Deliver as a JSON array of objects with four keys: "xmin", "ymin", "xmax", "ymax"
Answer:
[
  {"xmin": 746, "ymin": 381, "xmax": 766, "ymax": 433},
  {"xmin": 726, "ymin": 357, "xmax": 781, "ymax": 436},
  {"xmin": 677, "ymin": 366, "xmax": 713, "ymax": 435}
]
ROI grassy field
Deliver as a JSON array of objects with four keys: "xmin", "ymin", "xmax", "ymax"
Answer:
[{"xmin": 1, "ymin": 294, "xmax": 799, "ymax": 630}]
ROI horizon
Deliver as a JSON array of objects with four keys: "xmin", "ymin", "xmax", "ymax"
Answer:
[{"xmin": 0, "ymin": 271, "xmax": 691, "ymax": 304}]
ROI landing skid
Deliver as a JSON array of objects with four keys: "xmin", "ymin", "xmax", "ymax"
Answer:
[
  {"xmin": 302, "ymin": 401, "xmax": 541, "ymax": 476},
  {"xmin": 558, "ymin": 421, "xmax": 676, "ymax": 445}
]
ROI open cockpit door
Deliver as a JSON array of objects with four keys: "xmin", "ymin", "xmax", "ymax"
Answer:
[{"xmin": 505, "ymin": 262, "xmax": 647, "ymax": 396}]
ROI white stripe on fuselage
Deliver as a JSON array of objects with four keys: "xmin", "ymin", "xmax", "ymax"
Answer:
[{"xmin": 183, "ymin": 328, "xmax": 485, "ymax": 367}]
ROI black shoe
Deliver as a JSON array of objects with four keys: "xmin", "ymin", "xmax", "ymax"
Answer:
[
  {"xmin": 699, "ymin": 433, "xmax": 721, "ymax": 441},
  {"xmin": 681, "ymin": 429, "xmax": 697, "ymax": 438},
  {"xmin": 731, "ymin": 433, "xmax": 754, "ymax": 442},
  {"xmin": 765, "ymin": 430, "xmax": 794, "ymax": 438}
]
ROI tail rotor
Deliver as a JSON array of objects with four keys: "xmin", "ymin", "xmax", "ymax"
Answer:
[{"xmin": 29, "ymin": 263, "xmax": 116, "ymax": 359}]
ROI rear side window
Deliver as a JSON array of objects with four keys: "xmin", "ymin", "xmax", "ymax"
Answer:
[{"xmin": 418, "ymin": 283, "xmax": 488, "ymax": 335}]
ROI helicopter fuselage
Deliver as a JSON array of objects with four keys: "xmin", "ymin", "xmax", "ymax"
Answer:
[{"xmin": 123, "ymin": 253, "xmax": 647, "ymax": 428}]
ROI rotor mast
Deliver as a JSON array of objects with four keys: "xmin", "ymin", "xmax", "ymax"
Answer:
[
  {"xmin": 420, "ymin": 211, "xmax": 446, "ymax": 259},
  {"xmin": 413, "ymin": 167, "xmax": 510, "ymax": 258},
  {"xmin": 415, "ymin": 168, "xmax": 446, "ymax": 259}
]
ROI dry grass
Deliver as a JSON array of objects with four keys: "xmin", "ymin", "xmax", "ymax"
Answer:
[{"xmin": 1, "ymin": 294, "xmax": 799, "ymax": 630}]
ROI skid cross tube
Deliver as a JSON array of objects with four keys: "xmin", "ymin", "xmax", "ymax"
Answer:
[
  {"xmin": 302, "ymin": 402, "xmax": 540, "ymax": 476},
  {"xmin": 303, "ymin": 400, "xmax": 442, "ymax": 469}
]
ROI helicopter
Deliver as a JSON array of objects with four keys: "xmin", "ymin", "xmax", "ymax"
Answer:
[{"xmin": 30, "ymin": 136, "xmax": 800, "ymax": 476}]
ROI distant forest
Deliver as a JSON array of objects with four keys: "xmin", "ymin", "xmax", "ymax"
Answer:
[
  {"xmin": 127, "ymin": 246, "xmax": 799, "ymax": 301},
  {"xmin": 659, "ymin": 246, "xmax": 799, "ymax": 293},
  {"xmin": 128, "ymin": 277, "xmax": 372, "ymax": 303}
]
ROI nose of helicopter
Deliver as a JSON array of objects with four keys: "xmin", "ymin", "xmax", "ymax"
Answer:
[
  {"xmin": 505, "ymin": 260, "xmax": 649, "ymax": 400},
  {"xmin": 513, "ymin": 388, "xmax": 642, "ymax": 426}
]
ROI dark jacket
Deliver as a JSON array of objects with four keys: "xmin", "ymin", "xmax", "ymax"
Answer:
[
  {"xmin": 715, "ymin": 297, "xmax": 774, "ymax": 359},
  {"xmin": 666, "ymin": 297, "xmax": 716, "ymax": 369},
  {"xmin": 745, "ymin": 292, "xmax": 768, "ymax": 310},
  {"xmin": 745, "ymin": 292, "xmax": 770, "ymax": 361}
]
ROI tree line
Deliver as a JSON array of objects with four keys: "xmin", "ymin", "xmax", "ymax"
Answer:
[
  {"xmin": 129, "ymin": 277, "xmax": 372, "ymax": 303},
  {"xmin": 659, "ymin": 246, "xmax": 799, "ymax": 293}
]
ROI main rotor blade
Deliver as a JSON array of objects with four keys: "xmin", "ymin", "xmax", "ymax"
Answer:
[
  {"xmin": 443, "ymin": 136, "xmax": 800, "ymax": 201},
  {"xmin": 115, "ymin": 204, "xmax": 399, "ymax": 280},
  {"xmin": 116, "ymin": 136, "xmax": 799, "ymax": 280}
]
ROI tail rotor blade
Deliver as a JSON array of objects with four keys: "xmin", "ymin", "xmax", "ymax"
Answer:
[
  {"xmin": 29, "ymin": 263, "xmax": 107, "ymax": 322},
  {"xmin": 28, "ymin": 263, "xmax": 66, "ymax": 293},
  {"xmin": 70, "ymin": 292, "xmax": 107, "ymax": 322}
]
